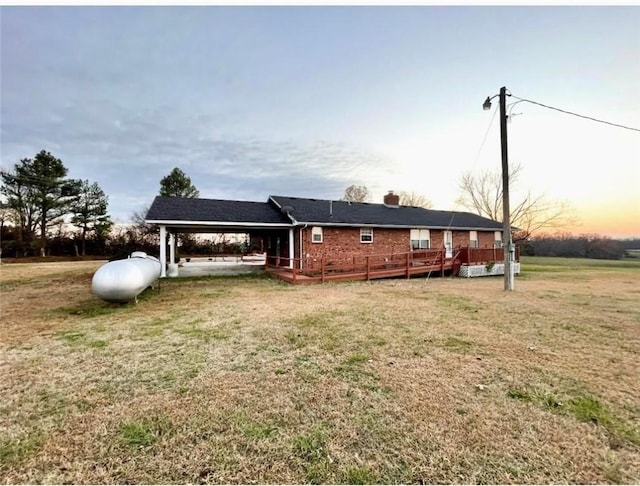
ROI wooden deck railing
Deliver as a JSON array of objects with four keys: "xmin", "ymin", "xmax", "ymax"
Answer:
[
  {"xmin": 459, "ymin": 246, "xmax": 520, "ymax": 265},
  {"xmin": 265, "ymin": 246, "xmax": 520, "ymax": 283}
]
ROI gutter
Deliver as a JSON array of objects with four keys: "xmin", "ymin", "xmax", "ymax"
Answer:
[
  {"xmin": 145, "ymin": 219, "xmax": 293, "ymax": 228},
  {"xmin": 290, "ymin": 222, "xmax": 504, "ymax": 231},
  {"xmin": 299, "ymin": 224, "xmax": 308, "ymax": 270}
]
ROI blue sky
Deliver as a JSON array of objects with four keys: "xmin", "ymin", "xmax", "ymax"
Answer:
[{"xmin": 1, "ymin": 6, "xmax": 639, "ymax": 236}]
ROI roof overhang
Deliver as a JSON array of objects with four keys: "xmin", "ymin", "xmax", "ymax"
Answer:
[
  {"xmin": 145, "ymin": 219, "xmax": 504, "ymax": 232},
  {"xmin": 145, "ymin": 219, "xmax": 294, "ymax": 232},
  {"xmin": 292, "ymin": 222, "xmax": 504, "ymax": 231}
]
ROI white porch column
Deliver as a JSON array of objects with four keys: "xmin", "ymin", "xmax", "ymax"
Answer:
[
  {"xmin": 288, "ymin": 228, "xmax": 294, "ymax": 269},
  {"xmin": 159, "ymin": 225, "xmax": 167, "ymax": 277},
  {"xmin": 169, "ymin": 233, "xmax": 176, "ymax": 265}
]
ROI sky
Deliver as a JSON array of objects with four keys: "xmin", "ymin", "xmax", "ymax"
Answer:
[{"xmin": 1, "ymin": 5, "xmax": 639, "ymax": 237}]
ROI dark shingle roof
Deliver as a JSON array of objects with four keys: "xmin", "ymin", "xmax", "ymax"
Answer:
[
  {"xmin": 145, "ymin": 195, "xmax": 504, "ymax": 231},
  {"xmin": 269, "ymin": 196, "xmax": 504, "ymax": 230},
  {"xmin": 145, "ymin": 196, "xmax": 291, "ymax": 224}
]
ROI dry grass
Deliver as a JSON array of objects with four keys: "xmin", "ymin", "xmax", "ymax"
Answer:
[{"xmin": 1, "ymin": 257, "xmax": 639, "ymax": 484}]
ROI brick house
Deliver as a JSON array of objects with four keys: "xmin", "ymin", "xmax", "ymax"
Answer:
[
  {"xmin": 269, "ymin": 192, "xmax": 504, "ymax": 265},
  {"xmin": 146, "ymin": 191, "xmax": 511, "ymax": 280}
]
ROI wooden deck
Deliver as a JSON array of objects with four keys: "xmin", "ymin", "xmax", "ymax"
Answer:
[
  {"xmin": 268, "ymin": 262, "xmax": 456, "ymax": 284},
  {"xmin": 265, "ymin": 247, "xmax": 519, "ymax": 285}
]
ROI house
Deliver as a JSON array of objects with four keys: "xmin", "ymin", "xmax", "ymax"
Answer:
[{"xmin": 145, "ymin": 191, "xmax": 519, "ymax": 282}]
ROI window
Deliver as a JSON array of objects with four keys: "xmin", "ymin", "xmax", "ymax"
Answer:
[
  {"xmin": 494, "ymin": 231, "xmax": 503, "ymax": 248},
  {"xmin": 410, "ymin": 229, "xmax": 430, "ymax": 249},
  {"xmin": 469, "ymin": 231, "xmax": 478, "ymax": 248},
  {"xmin": 311, "ymin": 226, "xmax": 323, "ymax": 243},
  {"xmin": 360, "ymin": 228, "xmax": 373, "ymax": 243}
]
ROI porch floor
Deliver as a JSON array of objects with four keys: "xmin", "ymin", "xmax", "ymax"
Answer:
[{"xmin": 267, "ymin": 261, "xmax": 456, "ymax": 284}]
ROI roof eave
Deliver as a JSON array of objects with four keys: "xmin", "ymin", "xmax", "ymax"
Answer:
[
  {"xmin": 292, "ymin": 221, "xmax": 503, "ymax": 230},
  {"xmin": 145, "ymin": 219, "xmax": 293, "ymax": 228}
]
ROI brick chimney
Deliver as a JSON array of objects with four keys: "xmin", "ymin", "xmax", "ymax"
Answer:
[{"xmin": 383, "ymin": 190, "xmax": 400, "ymax": 207}]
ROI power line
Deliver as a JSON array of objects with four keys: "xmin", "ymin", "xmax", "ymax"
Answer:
[
  {"xmin": 510, "ymin": 94, "xmax": 640, "ymax": 133},
  {"xmin": 471, "ymin": 103, "xmax": 499, "ymax": 172}
]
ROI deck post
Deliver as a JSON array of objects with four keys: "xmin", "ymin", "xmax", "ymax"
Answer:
[
  {"xmin": 288, "ymin": 229, "xmax": 294, "ymax": 269},
  {"xmin": 406, "ymin": 252, "xmax": 410, "ymax": 279},
  {"xmin": 292, "ymin": 258, "xmax": 297, "ymax": 284},
  {"xmin": 440, "ymin": 250, "xmax": 444, "ymax": 277},
  {"xmin": 169, "ymin": 233, "xmax": 175, "ymax": 265},
  {"xmin": 366, "ymin": 256, "xmax": 370, "ymax": 281},
  {"xmin": 159, "ymin": 225, "xmax": 167, "ymax": 278}
]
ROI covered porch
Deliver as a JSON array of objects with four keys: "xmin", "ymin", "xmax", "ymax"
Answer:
[
  {"xmin": 145, "ymin": 196, "xmax": 295, "ymax": 277},
  {"xmin": 156, "ymin": 224, "xmax": 294, "ymax": 277}
]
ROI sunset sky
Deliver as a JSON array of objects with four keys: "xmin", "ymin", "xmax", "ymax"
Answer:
[{"xmin": 1, "ymin": 6, "xmax": 639, "ymax": 237}]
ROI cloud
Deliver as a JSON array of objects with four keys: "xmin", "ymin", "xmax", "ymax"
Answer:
[{"xmin": 1, "ymin": 91, "xmax": 396, "ymax": 222}]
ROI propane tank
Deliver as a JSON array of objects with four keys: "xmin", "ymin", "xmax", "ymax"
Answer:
[{"xmin": 92, "ymin": 251, "xmax": 161, "ymax": 302}]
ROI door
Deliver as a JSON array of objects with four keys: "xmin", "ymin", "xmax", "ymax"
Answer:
[{"xmin": 444, "ymin": 231, "xmax": 453, "ymax": 258}]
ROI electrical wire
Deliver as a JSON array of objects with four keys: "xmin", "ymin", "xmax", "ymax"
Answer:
[
  {"xmin": 510, "ymin": 95, "xmax": 640, "ymax": 133},
  {"xmin": 471, "ymin": 103, "xmax": 499, "ymax": 173},
  {"xmin": 440, "ymin": 102, "xmax": 500, "ymax": 249}
]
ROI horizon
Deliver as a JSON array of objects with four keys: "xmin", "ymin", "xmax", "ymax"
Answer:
[{"xmin": 1, "ymin": 6, "xmax": 639, "ymax": 239}]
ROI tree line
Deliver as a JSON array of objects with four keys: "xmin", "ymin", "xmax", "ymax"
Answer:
[
  {"xmin": 0, "ymin": 152, "xmax": 201, "ymax": 259},
  {"xmin": 1, "ymin": 150, "xmax": 111, "ymax": 257},
  {"xmin": 521, "ymin": 233, "xmax": 637, "ymax": 260},
  {"xmin": 2, "ymin": 150, "xmax": 636, "ymax": 261}
]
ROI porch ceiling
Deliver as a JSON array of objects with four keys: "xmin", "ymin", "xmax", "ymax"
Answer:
[{"xmin": 148, "ymin": 221, "xmax": 293, "ymax": 234}]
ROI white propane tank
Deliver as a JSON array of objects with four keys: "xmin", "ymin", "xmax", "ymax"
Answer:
[{"xmin": 92, "ymin": 252, "xmax": 162, "ymax": 302}]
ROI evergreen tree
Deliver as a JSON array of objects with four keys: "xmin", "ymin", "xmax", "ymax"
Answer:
[
  {"xmin": 71, "ymin": 180, "xmax": 113, "ymax": 256},
  {"xmin": 1, "ymin": 151, "xmax": 80, "ymax": 255},
  {"xmin": 159, "ymin": 167, "xmax": 199, "ymax": 198}
]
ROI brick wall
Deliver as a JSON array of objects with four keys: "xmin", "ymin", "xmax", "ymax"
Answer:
[
  {"xmin": 479, "ymin": 230, "xmax": 499, "ymax": 248},
  {"xmin": 432, "ymin": 229, "xmax": 499, "ymax": 249},
  {"xmin": 299, "ymin": 227, "xmax": 409, "ymax": 263},
  {"xmin": 295, "ymin": 227, "xmax": 500, "ymax": 262},
  {"xmin": 429, "ymin": 230, "xmax": 471, "ymax": 249}
]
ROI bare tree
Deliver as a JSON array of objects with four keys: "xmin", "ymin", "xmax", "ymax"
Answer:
[
  {"xmin": 398, "ymin": 191, "xmax": 433, "ymax": 208},
  {"xmin": 0, "ymin": 163, "xmax": 39, "ymax": 245},
  {"xmin": 342, "ymin": 185, "xmax": 370, "ymax": 203},
  {"xmin": 131, "ymin": 205, "xmax": 157, "ymax": 240},
  {"xmin": 456, "ymin": 162, "xmax": 577, "ymax": 240}
]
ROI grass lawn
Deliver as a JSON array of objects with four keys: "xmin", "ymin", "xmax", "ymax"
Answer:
[{"xmin": 1, "ymin": 257, "xmax": 639, "ymax": 484}]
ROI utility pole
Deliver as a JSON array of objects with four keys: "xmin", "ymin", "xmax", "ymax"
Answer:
[{"xmin": 499, "ymin": 86, "xmax": 514, "ymax": 291}]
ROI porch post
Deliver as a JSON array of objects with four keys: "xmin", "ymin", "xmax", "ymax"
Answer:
[
  {"xmin": 169, "ymin": 233, "xmax": 176, "ymax": 264},
  {"xmin": 288, "ymin": 228, "xmax": 294, "ymax": 269},
  {"xmin": 159, "ymin": 225, "xmax": 167, "ymax": 277}
]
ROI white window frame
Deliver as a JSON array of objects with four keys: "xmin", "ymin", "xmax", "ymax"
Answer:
[
  {"xmin": 494, "ymin": 230, "xmax": 503, "ymax": 248},
  {"xmin": 410, "ymin": 229, "xmax": 430, "ymax": 249},
  {"xmin": 469, "ymin": 230, "xmax": 479, "ymax": 248},
  {"xmin": 311, "ymin": 226, "xmax": 323, "ymax": 243},
  {"xmin": 444, "ymin": 230, "xmax": 453, "ymax": 258},
  {"xmin": 360, "ymin": 228, "xmax": 373, "ymax": 243}
]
